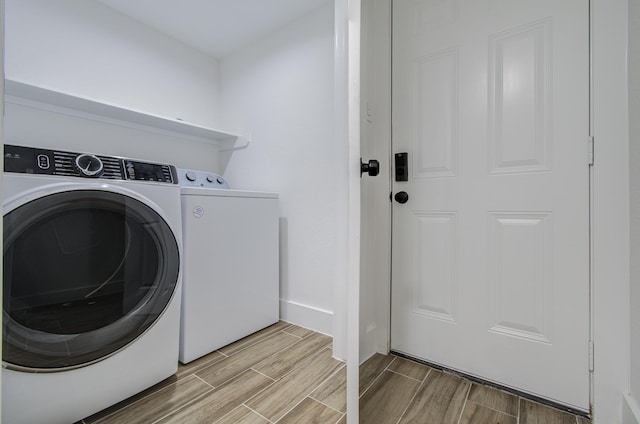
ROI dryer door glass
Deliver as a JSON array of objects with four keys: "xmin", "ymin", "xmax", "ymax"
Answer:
[{"xmin": 3, "ymin": 189, "xmax": 180, "ymax": 371}]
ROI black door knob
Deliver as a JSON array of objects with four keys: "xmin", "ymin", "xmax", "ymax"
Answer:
[
  {"xmin": 394, "ymin": 191, "xmax": 409, "ymax": 204},
  {"xmin": 361, "ymin": 159, "xmax": 380, "ymax": 177}
]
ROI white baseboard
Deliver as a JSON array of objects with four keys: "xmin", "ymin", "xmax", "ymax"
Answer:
[
  {"xmin": 279, "ymin": 299, "xmax": 333, "ymax": 337},
  {"xmin": 623, "ymin": 394, "xmax": 640, "ymax": 424}
]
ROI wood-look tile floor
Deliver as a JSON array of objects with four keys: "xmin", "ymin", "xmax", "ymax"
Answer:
[
  {"xmin": 358, "ymin": 354, "xmax": 592, "ymax": 424},
  {"xmin": 77, "ymin": 322, "xmax": 591, "ymax": 424}
]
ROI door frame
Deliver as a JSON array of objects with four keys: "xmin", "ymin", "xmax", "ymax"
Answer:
[{"xmin": 358, "ymin": 0, "xmax": 631, "ymax": 422}]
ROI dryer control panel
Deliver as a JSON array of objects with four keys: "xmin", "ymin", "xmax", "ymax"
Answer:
[
  {"xmin": 177, "ymin": 168, "xmax": 230, "ymax": 189},
  {"xmin": 4, "ymin": 145, "xmax": 178, "ymax": 184}
]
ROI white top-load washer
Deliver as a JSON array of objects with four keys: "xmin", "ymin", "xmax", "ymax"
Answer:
[
  {"xmin": 177, "ymin": 169, "xmax": 279, "ymax": 364},
  {"xmin": 2, "ymin": 144, "xmax": 183, "ymax": 424}
]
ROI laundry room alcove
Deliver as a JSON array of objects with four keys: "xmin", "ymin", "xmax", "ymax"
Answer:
[{"xmin": 3, "ymin": 0, "xmax": 359, "ymax": 421}]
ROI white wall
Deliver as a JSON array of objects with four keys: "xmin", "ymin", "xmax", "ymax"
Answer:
[
  {"xmin": 3, "ymin": 0, "xmax": 225, "ymax": 171},
  {"xmin": 627, "ymin": 0, "xmax": 640, "ymax": 422},
  {"xmin": 219, "ymin": 3, "xmax": 340, "ymax": 336},
  {"xmin": 5, "ymin": 0, "xmax": 221, "ymax": 129}
]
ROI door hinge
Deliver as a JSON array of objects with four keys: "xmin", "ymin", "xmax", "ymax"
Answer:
[
  {"xmin": 589, "ymin": 340, "xmax": 594, "ymax": 371},
  {"xmin": 588, "ymin": 136, "xmax": 595, "ymax": 166}
]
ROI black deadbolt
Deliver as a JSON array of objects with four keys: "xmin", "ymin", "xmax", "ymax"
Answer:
[{"xmin": 395, "ymin": 153, "xmax": 408, "ymax": 181}]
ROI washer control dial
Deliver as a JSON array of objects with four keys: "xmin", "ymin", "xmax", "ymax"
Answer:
[{"xmin": 74, "ymin": 154, "xmax": 104, "ymax": 177}]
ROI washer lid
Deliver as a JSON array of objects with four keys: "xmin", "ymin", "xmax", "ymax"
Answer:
[{"xmin": 179, "ymin": 186, "xmax": 278, "ymax": 199}]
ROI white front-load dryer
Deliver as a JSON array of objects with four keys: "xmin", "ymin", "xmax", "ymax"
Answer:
[{"xmin": 2, "ymin": 144, "xmax": 183, "ymax": 424}]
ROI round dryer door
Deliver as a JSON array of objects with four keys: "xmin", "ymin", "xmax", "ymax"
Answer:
[{"xmin": 3, "ymin": 189, "xmax": 180, "ymax": 372}]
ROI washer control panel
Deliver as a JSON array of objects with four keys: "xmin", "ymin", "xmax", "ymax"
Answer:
[
  {"xmin": 3, "ymin": 144, "xmax": 178, "ymax": 184},
  {"xmin": 177, "ymin": 168, "xmax": 230, "ymax": 189}
]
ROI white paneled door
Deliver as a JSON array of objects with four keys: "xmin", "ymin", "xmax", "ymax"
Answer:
[{"xmin": 390, "ymin": 0, "xmax": 590, "ymax": 410}]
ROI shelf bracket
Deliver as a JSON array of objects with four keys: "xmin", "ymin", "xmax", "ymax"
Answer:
[{"xmin": 218, "ymin": 135, "xmax": 251, "ymax": 152}]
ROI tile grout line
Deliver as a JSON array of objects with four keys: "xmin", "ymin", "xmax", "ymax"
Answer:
[
  {"xmin": 307, "ymin": 363, "xmax": 348, "ymax": 414},
  {"xmin": 385, "ymin": 356, "xmax": 398, "ymax": 371},
  {"xmin": 210, "ymin": 405, "xmax": 237, "ymax": 424},
  {"xmin": 360, "ymin": 356, "xmax": 398, "ymax": 399},
  {"xmin": 281, "ymin": 331, "xmax": 305, "ymax": 339},
  {"xmin": 281, "ymin": 325, "xmax": 316, "ymax": 339},
  {"xmin": 270, "ymin": 359, "xmax": 346, "ymax": 423},
  {"xmin": 249, "ymin": 332, "xmax": 332, "ymax": 383},
  {"xmin": 321, "ymin": 341, "xmax": 334, "ymax": 350},
  {"xmin": 385, "ymin": 367, "xmax": 428, "ymax": 383},
  {"xmin": 394, "ymin": 368, "xmax": 432, "ymax": 424},
  {"xmin": 268, "ymin": 394, "xmax": 310, "ymax": 423},
  {"xmin": 315, "ymin": 361, "xmax": 345, "ymax": 389},
  {"xmin": 465, "ymin": 379, "xmax": 524, "ymax": 424},
  {"xmin": 249, "ymin": 367, "xmax": 278, "ymax": 382},
  {"xmin": 235, "ymin": 373, "xmax": 279, "ymax": 408},
  {"xmin": 149, "ymin": 385, "xmax": 216, "ymax": 424},
  {"xmin": 420, "ymin": 367, "xmax": 430, "ymax": 383},
  {"xmin": 207, "ymin": 335, "xmax": 306, "ymax": 389},
  {"xmin": 465, "ymin": 399, "xmax": 520, "ymax": 419},
  {"xmin": 250, "ymin": 338, "xmax": 335, "ymax": 384},
  {"xmin": 308, "ymin": 395, "xmax": 346, "ymax": 416},
  {"xmin": 455, "ymin": 379, "xmax": 473, "ymax": 424},
  {"xmin": 250, "ymin": 344, "xmax": 324, "ymax": 383},
  {"xmin": 242, "ymin": 404, "xmax": 276, "ymax": 424},
  {"xmin": 260, "ymin": 344, "xmax": 336, "ymax": 384},
  {"xmin": 518, "ymin": 395, "xmax": 585, "ymax": 422},
  {"xmin": 193, "ymin": 372, "xmax": 217, "ymax": 389},
  {"xmin": 308, "ymin": 361, "xmax": 349, "ymax": 406},
  {"xmin": 233, "ymin": 341, "xmax": 338, "ymax": 413}
]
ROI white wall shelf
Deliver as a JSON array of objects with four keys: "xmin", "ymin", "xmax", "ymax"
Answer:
[{"xmin": 3, "ymin": 79, "xmax": 250, "ymax": 149}]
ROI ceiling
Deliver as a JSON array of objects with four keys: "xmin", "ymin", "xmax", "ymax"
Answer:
[{"xmin": 96, "ymin": 0, "xmax": 331, "ymax": 59}]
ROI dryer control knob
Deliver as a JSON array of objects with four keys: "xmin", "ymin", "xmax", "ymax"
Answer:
[
  {"xmin": 74, "ymin": 154, "xmax": 104, "ymax": 177},
  {"xmin": 185, "ymin": 171, "xmax": 197, "ymax": 182},
  {"xmin": 206, "ymin": 175, "xmax": 215, "ymax": 183},
  {"xmin": 216, "ymin": 177, "xmax": 225, "ymax": 185}
]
